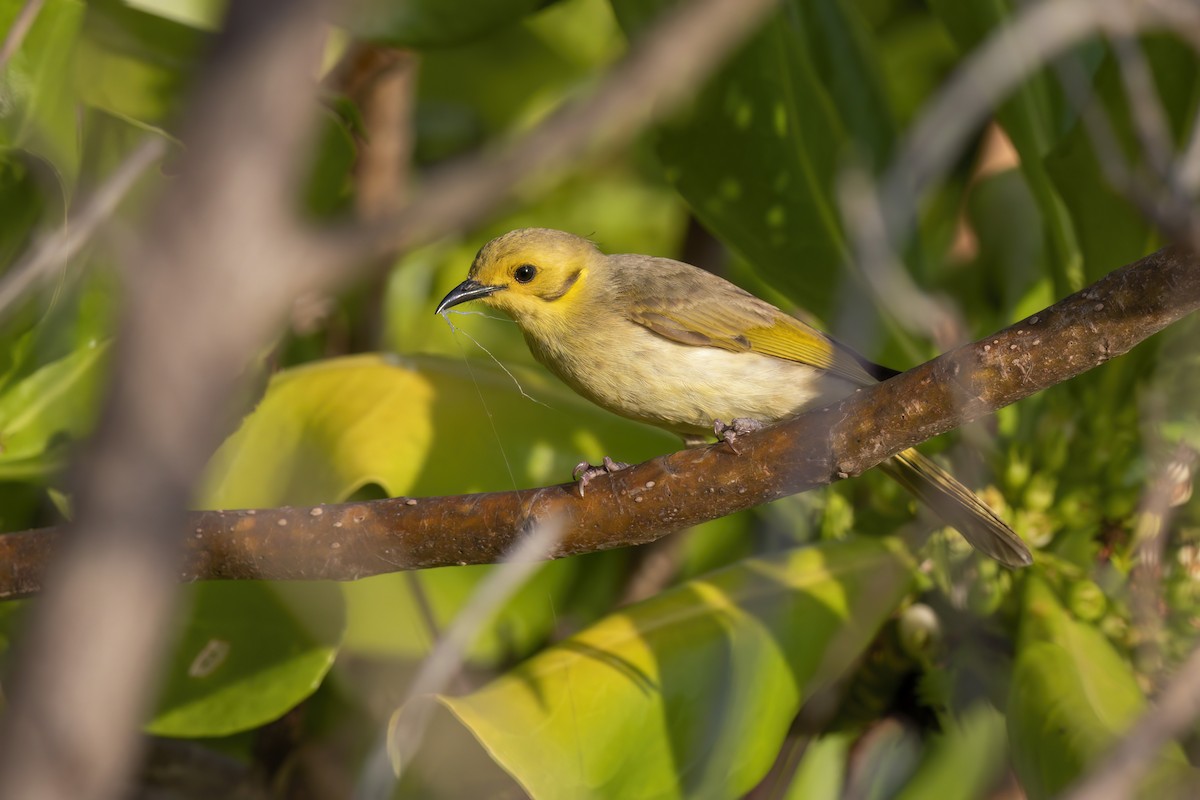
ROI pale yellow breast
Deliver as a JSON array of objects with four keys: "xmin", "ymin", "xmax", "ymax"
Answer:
[{"xmin": 527, "ymin": 320, "xmax": 859, "ymax": 437}]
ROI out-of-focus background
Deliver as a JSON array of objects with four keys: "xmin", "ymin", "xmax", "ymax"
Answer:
[{"xmin": 1, "ymin": 0, "xmax": 1199, "ymax": 797}]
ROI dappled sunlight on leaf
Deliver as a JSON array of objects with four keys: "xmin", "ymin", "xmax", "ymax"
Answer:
[
  {"xmin": 430, "ymin": 539, "xmax": 913, "ymax": 798},
  {"xmin": 1008, "ymin": 576, "xmax": 1192, "ymax": 799}
]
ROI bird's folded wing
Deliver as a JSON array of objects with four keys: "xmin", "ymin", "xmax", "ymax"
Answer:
[{"xmin": 623, "ymin": 261, "xmax": 875, "ymax": 385}]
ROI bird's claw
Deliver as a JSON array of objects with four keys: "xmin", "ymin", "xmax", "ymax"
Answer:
[
  {"xmin": 713, "ymin": 418, "xmax": 764, "ymax": 454},
  {"xmin": 573, "ymin": 456, "xmax": 630, "ymax": 496}
]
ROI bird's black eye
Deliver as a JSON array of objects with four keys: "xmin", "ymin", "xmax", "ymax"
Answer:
[{"xmin": 513, "ymin": 264, "xmax": 537, "ymax": 283}]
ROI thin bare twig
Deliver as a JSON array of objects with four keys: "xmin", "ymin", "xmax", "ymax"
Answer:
[
  {"xmin": 0, "ymin": 0, "xmax": 45, "ymax": 72},
  {"xmin": 345, "ymin": 44, "xmax": 420, "ymax": 346},
  {"xmin": 1129, "ymin": 442, "xmax": 1197, "ymax": 679},
  {"xmin": 0, "ymin": 137, "xmax": 167, "ymax": 320}
]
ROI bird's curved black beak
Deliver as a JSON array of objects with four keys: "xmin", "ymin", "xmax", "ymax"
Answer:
[{"xmin": 435, "ymin": 279, "xmax": 503, "ymax": 315}]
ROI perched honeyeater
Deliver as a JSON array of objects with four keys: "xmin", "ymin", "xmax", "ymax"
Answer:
[{"xmin": 436, "ymin": 228, "xmax": 1032, "ymax": 568}]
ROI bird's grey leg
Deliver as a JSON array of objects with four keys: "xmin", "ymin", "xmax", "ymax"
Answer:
[
  {"xmin": 572, "ymin": 456, "xmax": 631, "ymax": 496},
  {"xmin": 713, "ymin": 417, "xmax": 764, "ymax": 454}
]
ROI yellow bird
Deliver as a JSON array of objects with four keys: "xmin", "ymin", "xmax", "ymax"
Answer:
[{"xmin": 436, "ymin": 228, "xmax": 1032, "ymax": 568}]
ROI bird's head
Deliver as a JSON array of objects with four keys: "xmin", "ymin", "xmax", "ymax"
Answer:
[{"xmin": 435, "ymin": 229, "xmax": 603, "ymax": 329}]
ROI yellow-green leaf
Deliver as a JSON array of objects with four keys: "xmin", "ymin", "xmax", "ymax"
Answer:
[
  {"xmin": 429, "ymin": 538, "xmax": 914, "ymax": 799},
  {"xmin": 0, "ymin": 340, "xmax": 107, "ymax": 480},
  {"xmin": 148, "ymin": 582, "xmax": 343, "ymax": 737},
  {"xmin": 1008, "ymin": 576, "xmax": 1192, "ymax": 799},
  {"xmin": 201, "ymin": 352, "xmax": 675, "ymax": 508}
]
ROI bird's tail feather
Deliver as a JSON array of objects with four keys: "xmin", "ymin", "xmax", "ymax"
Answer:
[{"xmin": 880, "ymin": 448, "xmax": 1033, "ymax": 568}]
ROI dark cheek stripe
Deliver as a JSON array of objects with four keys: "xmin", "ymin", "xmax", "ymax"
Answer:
[{"xmin": 541, "ymin": 269, "xmax": 582, "ymax": 302}]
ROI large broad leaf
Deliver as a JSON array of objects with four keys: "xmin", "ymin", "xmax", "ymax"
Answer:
[
  {"xmin": 0, "ymin": 0, "xmax": 85, "ymax": 181},
  {"xmin": 187, "ymin": 351, "xmax": 678, "ymax": 734},
  {"xmin": 148, "ymin": 581, "xmax": 344, "ymax": 737},
  {"xmin": 611, "ymin": 0, "xmax": 868, "ymax": 318},
  {"xmin": 429, "ymin": 538, "xmax": 914, "ymax": 799},
  {"xmin": 74, "ymin": 1, "xmax": 208, "ymax": 131},
  {"xmin": 1007, "ymin": 576, "xmax": 1192, "ymax": 799},
  {"xmin": 783, "ymin": 733, "xmax": 853, "ymax": 800},
  {"xmin": 0, "ymin": 152, "xmax": 54, "ymax": 271},
  {"xmin": 200, "ymin": 352, "xmax": 675, "ymax": 507},
  {"xmin": 0, "ymin": 340, "xmax": 107, "ymax": 481},
  {"xmin": 796, "ymin": 0, "xmax": 897, "ymax": 167}
]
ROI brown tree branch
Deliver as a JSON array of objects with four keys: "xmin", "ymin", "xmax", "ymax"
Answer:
[{"xmin": 0, "ymin": 244, "xmax": 1194, "ymax": 597}]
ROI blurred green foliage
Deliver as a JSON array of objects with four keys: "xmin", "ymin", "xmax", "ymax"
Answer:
[{"xmin": 0, "ymin": 0, "xmax": 1197, "ymax": 797}]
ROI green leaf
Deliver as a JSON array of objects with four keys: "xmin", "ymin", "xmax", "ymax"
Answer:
[
  {"xmin": 122, "ymin": 0, "xmax": 225, "ymax": 31},
  {"xmin": 676, "ymin": 512, "xmax": 757, "ymax": 583},
  {"xmin": 74, "ymin": 1, "xmax": 208, "ymax": 130},
  {"xmin": 0, "ymin": 152, "xmax": 54, "ymax": 271},
  {"xmin": 414, "ymin": 17, "xmax": 595, "ymax": 157},
  {"xmin": 611, "ymin": 0, "xmax": 852, "ymax": 317},
  {"xmin": 1007, "ymin": 576, "xmax": 1191, "ymax": 799},
  {"xmin": 798, "ymin": 0, "xmax": 897, "ymax": 167},
  {"xmin": 0, "ymin": 0, "xmax": 86, "ymax": 182},
  {"xmin": 0, "ymin": 340, "xmax": 107, "ymax": 480},
  {"xmin": 431, "ymin": 538, "xmax": 914, "ymax": 799},
  {"xmin": 350, "ymin": 0, "xmax": 559, "ymax": 48},
  {"xmin": 148, "ymin": 581, "xmax": 344, "ymax": 737},
  {"xmin": 782, "ymin": 733, "xmax": 852, "ymax": 800},
  {"xmin": 202, "ymin": 353, "xmax": 676, "ymax": 666},
  {"xmin": 892, "ymin": 703, "xmax": 1008, "ymax": 800},
  {"xmin": 927, "ymin": 0, "xmax": 1083, "ymax": 295}
]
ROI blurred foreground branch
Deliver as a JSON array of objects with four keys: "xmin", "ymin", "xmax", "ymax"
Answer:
[
  {"xmin": 0, "ymin": 1, "xmax": 790, "ymax": 798},
  {"xmin": 319, "ymin": 0, "xmax": 783, "ymax": 269},
  {"xmin": 0, "ymin": 1, "xmax": 332, "ymax": 797},
  {"xmin": 0, "ymin": 244, "xmax": 1195, "ymax": 595}
]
